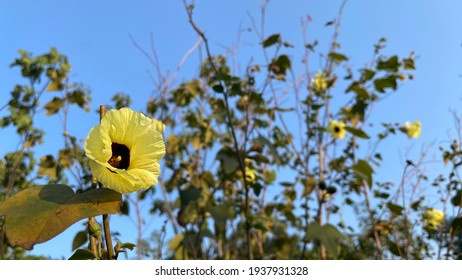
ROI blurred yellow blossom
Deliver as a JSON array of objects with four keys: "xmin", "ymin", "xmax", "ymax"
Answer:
[
  {"xmin": 327, "ymin": 120, "xmax": 346, "ymax": 139},
  {"xmin": 404, "ymin": 121, "xmax": 421, "ymax": 138},
  {"xmin": 312, "ymin": 71, "xmax": 328, "ymax": 92},
  {"xmin": 423, "ymin": 208, "xmax": 444, "ymax": 230}
]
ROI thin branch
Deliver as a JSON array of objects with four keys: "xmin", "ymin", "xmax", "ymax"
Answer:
[{"xmin": 182, "ymin": 0, "xmax": 253, "ymax": 259}]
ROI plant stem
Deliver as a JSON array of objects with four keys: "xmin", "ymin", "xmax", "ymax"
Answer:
[
  {"xmin": 102, "ymin": 213, "xmax": 114, "ymax": 259},
  {"xmin": 89, "ymin": 217, "xmax": 98, "ymax": 259},
  {"xmin": 363, "ymin": 181, "xmax": 385, "ymax": 260},
  {"xmin": 182, "ymin": 1, "xmax": 252, "ymax": 259}
]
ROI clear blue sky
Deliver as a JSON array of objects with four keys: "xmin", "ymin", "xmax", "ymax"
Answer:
[{"xmin": 1, "ymin": 0, "xmax": 462, "ymax": 259}]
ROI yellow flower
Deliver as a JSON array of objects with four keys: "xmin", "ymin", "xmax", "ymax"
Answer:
[
  {"xmin": 404, "ymin": 121, "xmax": 421, "ymax": 138},
  {"xmin": 312, "ymin": 71, "xmax": 328, "ymax": 92},
  {"xmin": 423, "ymin": 208, "xmax": 444, "ymax": 230},
  {"xmin": 245, "ymin": 167, "xmax": 257, "ymax": 183},
  {"xmin": 327, "ymin": 120, "xmax": 346, "ymax": 139},
  {"xmin": 84, "ymin": 108, "xmax": 165, "ymax": 194}
]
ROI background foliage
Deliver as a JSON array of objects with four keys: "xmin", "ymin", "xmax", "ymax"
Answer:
[{"xmin": 1, "ymin": 1, "xmax": 462, "ymax": 260}]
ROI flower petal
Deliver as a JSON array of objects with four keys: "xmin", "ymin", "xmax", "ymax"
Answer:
[
  {"xmin": 105, "ymin": 108, "xmax": 153, "ymax": 149},
  {"xmin": 84, "ymin": 125, "xmax": 112, "ymax": 163},
  {"xmin": 129, "ymin": 130, "xmax": 165, "ymax": 169},
  {"xmin": 89, "ymin": 160, "xmax": 136, "ymax": 193},
  {"xmin": 128, "ymin": 164, "xmax": 160, "ymax": 190}
]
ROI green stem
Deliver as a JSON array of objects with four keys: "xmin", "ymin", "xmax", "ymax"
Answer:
[
  {"xmin": 88, "ymin": 175, "xmax": 99, "ymax": 259},
  {"xmin": 103, "ymin": 214, "xmax": 115, "ymax": 259},
  {"xmin": 89, "ymin": 217, "xmax": 98, "ymax": 259}
]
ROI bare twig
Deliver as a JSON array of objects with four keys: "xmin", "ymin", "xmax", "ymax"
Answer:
[{"xmin": 182, "ymin": 0, "xmax": 253, "ymax": 259}]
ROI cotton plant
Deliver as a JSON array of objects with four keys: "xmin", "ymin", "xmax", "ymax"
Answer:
[{"xmin": 2, "ymin": 1, "xmax": 460, "ymax": 261}]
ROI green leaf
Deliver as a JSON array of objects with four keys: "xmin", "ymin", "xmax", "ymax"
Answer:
[
  {"xmin": 118, "ymin": 242, "xmax": 136, "ymax": 251},
  {"xmin": 377, "ymin": 55, "xmax": 400, "ymax": 72},
  {"xmin": 387, "ymin": 240, "xmax": 402, "ymax": 257},
  {"xmin": 262, "ymin": 34, "xmax": 281, "ymax": 48},
  {"xmin": 346, "ymin": 82, "xmax": 369, "ymax": 99},
  {"xmin": 249, "ymin": 154, "xmax": 270, "ymax": 164},
  {"xmin": 257, "ymin": 134, "xmax": 282, "ymax": 166},
  {"xmin": 206, "ymin": 205, "xmax": 231, "ymax": 233},
  {"xmin": 37, "ymin": 155, "xmax": 57, "ymax": 179},
  {"xmin": 43, "ymin": 97, "xmax": 64, "ymax": 116},
  {"xmin": 410, "ymin": 199, "xmax": 422, "ymax": 211},
  {"xmin": 212, "ymin": 84, "xmax": 224, "ymax": 93},
  {"xmin": 451, "ymin": 190, "xmax": 461, "ymax": 207},
  {"xmin": 403, "ymin": 57, "xmax": 415, "ymax": 70},
  {"xmin": 68, "ymin": 249, "xmax": 95, "ymax": 260},
  {"xmin": 280, "ymin": 181, "xmax": 295, "ymax": 187},
  {"xmin": 325, "ymin": 20, "xmax": 335, "ymax": 26},
  {"xmin": 179, "ymin": 187, "xmax": 202, "ymax": 207},
  {"xmin": 58, "ymin": 148, "xmax": 73, "ymax": 168},
  {"xmin": 345, "ymin": 127, "xmax": 370, "ymax": 139},
  {"xmin": 362, "ymin": 69, "xmax": 376, "ymax": 81},
  {"xmin": 386, "ymin": 202, "xmax": 404, "ymax": 216},
  {"xmin": 352, "ymin": 159, "xmax": 374, "ymax": 187},
  {"xmin": 269, "ymin": 55, "xmax": 291, "ymax": 80},
  {"xmin": 46, "ymin": 80, "xmax": 61, "ymax": 92},
  {"xmin": 67, "ymin": 90, "xmax": 89, "ymax": 111},
  {"xmin": 216, "ymin": 153, "xmax": 240, "ymax": 174},
  {"xmin": 306, "ymin": 223, "xmax": 343, "ymax": 258},
  {"xmin": 200, "ymin": 171, "xmax": 215, "ymax": 188},
  {"xmin": 170, "ymin": 80, "xmax": 203, "ymax": 107},
  {"xmin": 328, "ymin": 52, "xmax": 348, "ymax": 62},
  {"xmin": 111, "ymin": 93, "xmax": 131, "ymax": 109},
  {"xmin": 451, "ymin": 217, "xmax": 462, "ymax": 234},
  {"xmin": 0, "ymin": 184, "xmax": 121, "ymax": 250},
  {"xmin": 302, "ymin": 177, "xmax": 316, "ymax": 196},
  {"xmin": 119, "ymin": 199, "xmax": 129, "ymax": 215},
  {"xmin": 264, "ymin": 170, "xmax": 276, "ymax": 185},
  {"xmin": 72, "ymin": 230, "xmax": 88, "ymax": 251},
  {"xmin": 374, "ymin": 76, "xmax": 397, "ymax": 93}
]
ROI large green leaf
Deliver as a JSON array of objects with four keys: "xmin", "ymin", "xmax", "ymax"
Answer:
[
  {"xmin": 352, "ymin": 159, "xmax": 374, "ymax": 187},
  {"xmin": 0, "ymin": 184, "xmax": 121, "ymax": 250},
  {"xmin": 306, "ymin": 222, "xmax": 344, "ymax": 258}
]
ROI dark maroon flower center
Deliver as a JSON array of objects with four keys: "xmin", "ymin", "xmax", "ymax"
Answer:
[{"xmin": 107, "ymin": 142, "xmax": 130, "ymax": 169}]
